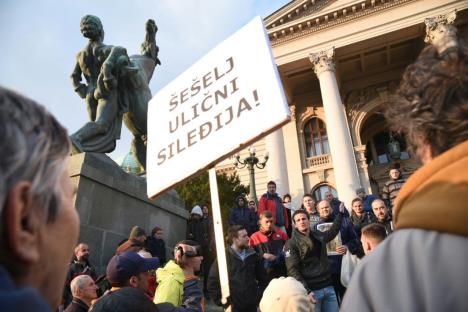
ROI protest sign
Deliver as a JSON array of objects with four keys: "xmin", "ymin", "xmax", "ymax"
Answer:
[{"xmin": 147, "ymin": 16, "xmax": 290, "ymax": 198}]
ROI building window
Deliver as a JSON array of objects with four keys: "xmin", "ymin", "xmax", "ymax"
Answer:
[
  {"xmin": 312, "ymin": 184, "xmax": 338, "ymax": 201},
  {"xmin": 304, "ymin": 118, "xmax": 329, "ymax": 157}
]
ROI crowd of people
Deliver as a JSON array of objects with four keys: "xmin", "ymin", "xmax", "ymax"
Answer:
[
  {"xmin": 212, "ymin": 181, "xmax": 394, "ymax": 312},
  {"xmin": 0, "ymin": 19, "xmax": 467, "ymax": 312}
]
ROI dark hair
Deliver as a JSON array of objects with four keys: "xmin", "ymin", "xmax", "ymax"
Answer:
[
  {"xmin": 385, "ymin": 36, "xmax": 468, "ymax": 159},
  {"xmin": 267, "ymin": 181, "xmax": 276, "ymax": 187},
  {"xmin": 174, "ymin": 240, "xmax": 201, "ymax": 260},
  {"xmin": 259, "ymin": 210, "xmax": 273, "ymax": 219},
  {"xmin": 175, "ymin": 239, "xmax": 199, "ymax": 248},
  {"xmin": 361, "ymin": 223, "xmax": 387, "ymax": 243},
  {"xmin": 151, "ymin": 226, "xmax": 162, "ymax": 237},
  {"xmin": 283, "ymin": 194, "xmax": 291, "ymax": 201},
  {"xmin": 302, "ymin": 194, "xmax": 314, "ymax": 200},
  {"xmin": 292, "ymin": 209, "xmax": 309, "ymax": 224},
  {"xmin": 351, "ymin": 198, "xmax": 363, "ymax": 206},
  {"xmin": 226, "ymin": 225, "xmax": 245, "ymax": 244}
]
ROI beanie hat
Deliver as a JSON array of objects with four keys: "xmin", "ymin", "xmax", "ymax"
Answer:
[
  {"xmin": 259, "ymin": 277, "xmax": 314, "ymax": 312},
  {"xmin": 191, "ymin": 205, "xmax": 203, "ymax": 217},
  {"xmin": 355, "ymin": 187, "xmax": 365, "ymax": 194},
  {"xmin": 129, "ymin": 226, "xmax": 146, "ymax": 239}
]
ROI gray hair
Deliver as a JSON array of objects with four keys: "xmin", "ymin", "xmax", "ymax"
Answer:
[
  {"xmin": 0, "ymin": 87, "xmax": 70, "ymax": 223},
  {"xmin": 70, "ymin": 275, "xmax": 92, "ymax": 297}
]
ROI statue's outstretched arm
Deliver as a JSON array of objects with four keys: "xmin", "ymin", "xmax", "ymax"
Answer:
[{"xmin": 140, "ymin": 19, "xmax": 161, "ymax": 65}]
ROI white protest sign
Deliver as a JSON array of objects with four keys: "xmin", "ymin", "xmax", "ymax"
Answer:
[{"xmin": 147, "ymin": 16, "xmax": 290, "ymax": 198}]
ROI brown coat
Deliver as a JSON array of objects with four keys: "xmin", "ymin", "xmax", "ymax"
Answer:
[{"xmin": 394, "ymin": 140, "xmax": 468, "ymax": 237}]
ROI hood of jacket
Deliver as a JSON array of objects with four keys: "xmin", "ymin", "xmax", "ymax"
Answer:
[
  {"xmin": 156, "ymin": 260, "xmax": 185, "ymax": 285},
  {"xmin": 235, "ymin": 195, "xmax": 247, "ymax": 208},
  {"xmin": 394, "ymin": 140, "xmax": 468, "ymax": 237}
]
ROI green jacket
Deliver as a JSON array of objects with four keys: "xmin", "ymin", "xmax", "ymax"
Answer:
[{"xmin": 153, "ymin": 260, "xmax": 185, "ymax": 306}]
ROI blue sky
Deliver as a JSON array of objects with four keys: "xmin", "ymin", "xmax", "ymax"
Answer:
[{"xmin": 0, "ymin": 0, "xmax": 289, "ymax": 160}]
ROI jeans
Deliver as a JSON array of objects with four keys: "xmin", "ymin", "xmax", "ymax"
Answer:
[{"xmin": 314, "ymin": 286, "xmax": 339, "ymax": 312}]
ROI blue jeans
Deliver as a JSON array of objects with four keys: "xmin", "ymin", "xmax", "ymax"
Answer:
[{"xmin": 314, "ymin": 286, "xmax": 339, "ymax": 312}]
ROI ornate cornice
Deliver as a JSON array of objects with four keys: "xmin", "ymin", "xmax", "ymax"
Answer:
[
  {"xmin": 309, "ymin": 48, "xmax": 335, "ymax": 77},
  {"xmin": 265, "ymin": 0, "xmax": 337, "ymax": 29},
  {"xmin": 425, "ymin": 11, "xmax": 458, "ymax": 54},
  {"xmin": 268, "ymin": 0, "xmax": 415, "ymax": 47},
  {"xmin": 345, "ymin": 80, "xmax": 399, "ymax": 121}
]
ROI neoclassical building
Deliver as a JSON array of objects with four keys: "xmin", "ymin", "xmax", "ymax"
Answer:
[{"xmin": 216, "ymin": 0, "xmax": 468, "ymax": 209}]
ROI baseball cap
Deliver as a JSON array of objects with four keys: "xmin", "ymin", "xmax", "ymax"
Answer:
[{"xmin": 106, "ymin": 251, "xmax": 160, "ymax": 285}]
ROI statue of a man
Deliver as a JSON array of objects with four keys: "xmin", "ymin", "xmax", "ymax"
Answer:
[
  {"xmin": 71, "ymin": 15, "xmax": 112, "ymax": 121},
  {"xmin": 70, "ymin": 15, "xmax": 160, "ymax": 171}
]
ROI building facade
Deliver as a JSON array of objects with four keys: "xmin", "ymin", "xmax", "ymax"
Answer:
[{"xmin": 216, "ymin": 0, "xmax": 468, "ymax": 210}]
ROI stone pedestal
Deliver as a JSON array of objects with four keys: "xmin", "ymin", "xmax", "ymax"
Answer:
[{"xmin": 70, "ymin": 153, "xmax": 188, "ymax": 274}]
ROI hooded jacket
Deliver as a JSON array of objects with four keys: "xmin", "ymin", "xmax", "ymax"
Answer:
[
  {"xmin": 153, "ymin": 261, "xmax": 204, "ymax": 312},
  {"xmin": 342, "ymin": 141, "xmax": 468, "ymax": 312},
  {"xmin": 153, "ymin": 260, "xmax": 185, "ymax": 307},
  {"xmin": 229, "ymin": 195, "xmax": 258, "ymax": 236}
]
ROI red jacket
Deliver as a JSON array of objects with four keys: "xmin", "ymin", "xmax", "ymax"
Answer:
[
  {"xmin": 258, "ymin": 194, "xmax": 289, "ymax": 229},
  {"xmin": 249, "ymin": 228, "xmax": 288, "ymax": 252}
]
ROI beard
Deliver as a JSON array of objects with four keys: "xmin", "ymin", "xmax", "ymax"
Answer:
[{"xmin": 79, "ymin": 254, "xmax": 89, "ymax": 262}]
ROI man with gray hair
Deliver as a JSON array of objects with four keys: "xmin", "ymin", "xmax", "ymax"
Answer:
[
  {"xmin": 0, "ymin": 87, "xmax": 80, "ymax": 311},
  {"xmin": 65, "ymin": 275, "xmax": 98, "ymax": 312},
  {"xmin": 63, "ymin": 243, "xmax": 97, "ymax": 308}
]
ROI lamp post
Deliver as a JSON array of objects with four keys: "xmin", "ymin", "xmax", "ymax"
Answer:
[
  {"xmin": 387, "ymin": 132, "xmax": 401, "ymax": 160},
  {"xmin": 234, "ymin": 147, "xmax": 269, "ymax": 203}
]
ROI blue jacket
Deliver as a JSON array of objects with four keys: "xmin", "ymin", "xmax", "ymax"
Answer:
[
  {"xmin": 316, "ymin": 216, "xmax": 361, "ymax": 274},
  {"xmin": 362, "ymin": 194, "xmax": 377, "ymax": 214},
  {"xmin": 229, "ymin": 196, "xmax": 258, "ymax": 236},
  {"xmin": 0, "ymin": 265, "xmax": 52, "ymax": 312}
]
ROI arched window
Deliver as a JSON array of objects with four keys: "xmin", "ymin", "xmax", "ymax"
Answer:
[
  {"xmin": 304, "ymin": 118, "xmax": 329, "ymax": 157},
  {"xmin": 312, "ymin": 184, "xmax": 338, "ymax": 202}
]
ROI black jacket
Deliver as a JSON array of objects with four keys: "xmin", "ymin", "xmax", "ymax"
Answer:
[
  {"xmin": 63, "ymin": 260, "xmax": 97, "ymax": 308},
  {"xmin": 64, "ymin": 298, "xmax": 89, "ymax": 312},
  {"xmin": 284, "ymin": 212, "xmax": 343, "ymax": 292},
  {"xmin": 90, "ymin": 287, "xmax": 157, "ymax": 312},
  {"xmin": 186, "ymin": 216, "xmax": 210, "ymax": 251},
  {"xmin": 146, "ymin": 237, "xmax": 166, "ymax": 264},
  {"xmin": 208, "ymin": 247, "xmax": 267, "ymax": 311}
]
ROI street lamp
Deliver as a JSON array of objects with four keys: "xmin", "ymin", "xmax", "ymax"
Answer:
[
  {"xmin": 233, "ymin": 147, "xmax": 269, "ymax": 203},
  {"xmin": 387, "ymin": 132, "xmax": 401, "ymax": 160}
]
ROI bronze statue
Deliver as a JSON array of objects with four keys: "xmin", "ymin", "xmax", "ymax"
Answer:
[{"xmin": 70, "ymin": 15, "xmax": 160, "ymax": 171}]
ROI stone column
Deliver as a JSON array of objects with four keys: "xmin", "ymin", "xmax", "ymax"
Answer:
[
  {"xmin": 282, "ymin": 104, "xmax": 305, "ymax": 209},
  {"xmin": 265, "ymin": 128, "xmax": 290, "ymax": 198},
  {"xmin": 309, "ymin": 48, "xmax": 361, "ymax": 208}
]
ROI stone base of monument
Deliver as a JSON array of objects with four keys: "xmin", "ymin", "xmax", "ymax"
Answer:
[{"xmin": 70, "ymin": 152, "xmax": 188, "ymax": 274}]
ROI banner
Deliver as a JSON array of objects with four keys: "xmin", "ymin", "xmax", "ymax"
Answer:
[{"xmin": 147, "ymin": 16, "xmax": 290, "ymax": 198}]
